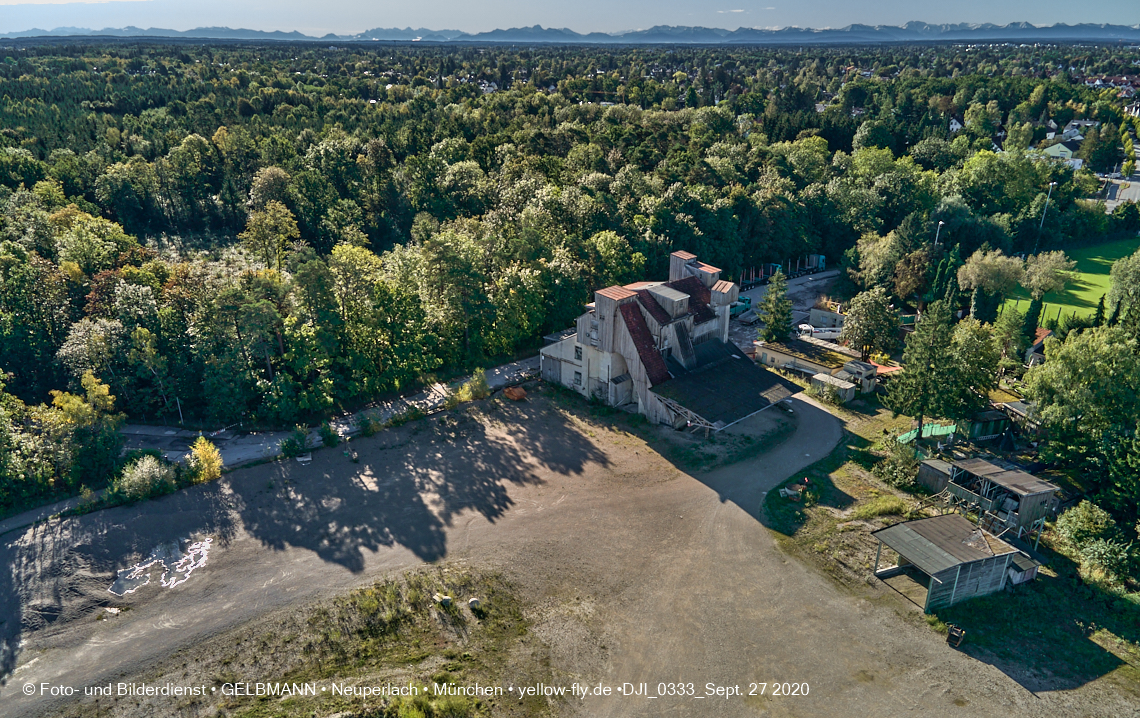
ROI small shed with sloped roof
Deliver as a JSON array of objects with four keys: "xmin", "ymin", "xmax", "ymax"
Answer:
[{"xmin": 872, "ymin": 514, "xmax": 1023, "ymax": 612}]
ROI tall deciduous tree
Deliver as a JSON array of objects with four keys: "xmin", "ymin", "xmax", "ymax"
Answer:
[
  {"xmin": 1023, "ymin": 250, "xmax": 1076, "ymax": 300},
  {"xmin": 756, "ymin": 269, "xmax": 792, "ymax": 343},
  {"xmin": 1024, "ymin": 326, "xmax": 1140, "ymax": 509},
  {"xmin": 840, "ymin": 287, "xmax": 897, "ymax": 361},
  {"xmin": 240, "ymin": 200, "xmax": 300, "ymax": 271}
]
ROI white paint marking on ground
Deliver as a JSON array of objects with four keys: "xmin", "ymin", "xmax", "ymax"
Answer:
[{"xmin": 108, "ymin": 537, "xmax": 213, "ymax": 596}]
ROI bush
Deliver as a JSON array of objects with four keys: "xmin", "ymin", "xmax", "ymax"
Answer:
[
  {"xmin": 280, "ymin": 425, "xmax": 309, "ymax": 458},
  {"xmin": 319, "ymin": 422, "xmax": 339, "ymax": 447},
  {"xmin": 456, "ymin": 369, "xmax": 491, "ymax": 403},
  {"xmin": 805, "ymin": 383, "xmax": 842, "ymax": 406},
  {"xmin": 358, "ymin": 414, "xmax": 381, "ymax": 437},
  {"xmin": 387, "ymin": 406, "xmax": 425, "ymax": 428},
  {"xmin": 1054, "ymin": 500, "xmax": 1117, "ymax": 551},
  {"xmin": 113, "ymin": 455, "xmax": 175, "ymax": 502},
  {"xmin": 188, "ymin": 436, "xmax": 223, "ymax": 482},
  {"xmin": 1079, "ymin": 538, "xmax": 1133, "ymax": 577},
  {"xmin": 872, "ymin": 434, "xmax": 919, "ymax": 488}
]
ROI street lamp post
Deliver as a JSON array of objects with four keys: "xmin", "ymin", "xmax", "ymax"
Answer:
[
  {"xmin": 1033, "ymin": 181, "xmax": 1057, "ymax": 256},
  {"xmin": 934, "ymin": 220, "xmax": 945, "ymax": 246}
]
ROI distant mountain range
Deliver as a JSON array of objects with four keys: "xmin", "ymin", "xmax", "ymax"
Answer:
[{"xmin": 3, "ymin": 22, "xmax": 1140, "ymax": 44}]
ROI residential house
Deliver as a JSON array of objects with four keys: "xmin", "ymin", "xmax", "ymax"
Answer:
[
  {"xmin": 540, "ymin": 251, "xmax": 797, "ymax": 432},
  {"xmin": 1025, "ymin": 327, "xmax": 1053, "ymax": 366},
  {"xmin": 1041, "ymin": 140, "xmax": 1081, "ymax": 160},
  {"xmin": 1062, "ymin": 119, "xmax": 1099, "ymax": 140},
  {"xmin": 949, "ymin": 117, "xmax": 964, "ymax": 134}
]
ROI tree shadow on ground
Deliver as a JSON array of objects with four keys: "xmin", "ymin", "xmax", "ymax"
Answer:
[
  {"xmin": 0, "ymin": 395, "xmax": 608, "ymax": 684},
  {"xmin": 231, "ymin": 397, "xmax": 608, "ymax": 572},
  {"xmin": 937, "ymin": 549, "xmax": 1139, "ymax": 692}
]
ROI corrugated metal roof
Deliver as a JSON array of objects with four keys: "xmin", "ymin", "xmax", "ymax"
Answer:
[
  {"xmin": 954, "ymin": 458, "xmax": 1006, "ymax": 477},
  {"xmin": 953, "ymin": 458, "xmax": 1059, "ymax": 496},
  {"xmin": 696, "ymin": 262, "xmax": 722, "ymax": 273},
  {"xmin": 671, "ymin": 250, "xmax": 697, "ymax": 260},
  {"xmin": 711, "ymin": 279, "xmax": 735, "ymax": 294},
  {"xmin": 921, "ymin": 459, "xmax": 953, "ymax": 474},
  {"xmin": 872, "ymin": 514, "xmax": 1017, "ymax": 576}
]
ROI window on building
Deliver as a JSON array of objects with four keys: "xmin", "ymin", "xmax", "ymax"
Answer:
[
  {"xmin": 574, "ymin": 371, "xmax": 582, "ymax": 386},
  {"xmin": 575, "ymin": 346, "xmax": 582, "ymax": 360}
]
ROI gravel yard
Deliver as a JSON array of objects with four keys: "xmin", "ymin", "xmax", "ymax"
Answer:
[{"xmin": 2, "ymin": 385, "xmax": 1135, "ymax": 718}]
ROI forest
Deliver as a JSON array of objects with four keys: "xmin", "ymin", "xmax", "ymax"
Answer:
[{"xmin": 1, "ymin": 39, "xmax": 1139, "ymax": 516}]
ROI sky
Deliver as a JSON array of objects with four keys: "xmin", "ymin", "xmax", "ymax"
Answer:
[{"xmin": 0, "ymin": 0, "xmax": 1137, "ymax": 36}]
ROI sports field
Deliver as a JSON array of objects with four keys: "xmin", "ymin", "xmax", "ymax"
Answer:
[{"xmin": 1003, "ymin": 235, "xmax": 1140, "ymax": 322}]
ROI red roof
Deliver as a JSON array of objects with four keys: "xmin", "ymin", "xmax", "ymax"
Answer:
[
  {"xmin": 619, "ymin": 303, "xmax": 670, "ymax": 385},
  {"xmin": 635, "ymin": 290, "xmax": 672, "ymax": 325},
  {"xmin": 696, "ymin": 261, "xmax": 722, "ymax": 273},
  {"xmin": 1033, "ymin": 328, "xmax": 1053, "ymax": 345},
  {"xmin": 597, "ymin": 286, "xmax": 637, "ymax": 301},
  {"xmin": 671, "ymin": 250, "xmax": 696, "ymax": 260},
  {"xmin": 666, "ymin": 276, "xmax": 716, "ymax": 324},
  {"xmin": 666, "ymin": 276, "xmax": 711, "ymax": 304}
]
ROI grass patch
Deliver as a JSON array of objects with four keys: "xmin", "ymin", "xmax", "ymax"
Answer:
[
  {"xmin": 934, "ymin": 547, "xmax": 1140, "ymax": 688},
  {"xmin": 1002, "ymin": 235, "xmax": 1140, "ymax": 319},
  {"xmin": 59, "ymin": 566, "xmax": 548, "ymax": 718},
  {"xmin": 850, "ymin": 495, "xmax": 909, "ymax": 520}
]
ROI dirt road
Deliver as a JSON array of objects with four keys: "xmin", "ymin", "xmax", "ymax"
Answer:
[{"xmin": 0, "ymin": 391, "xmax": 1132, "ymax": 717}]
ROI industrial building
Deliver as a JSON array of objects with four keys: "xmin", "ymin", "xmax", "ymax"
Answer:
[{"xmin": 540, "ymin": 251, "xmax": 797, "ymax": 432}]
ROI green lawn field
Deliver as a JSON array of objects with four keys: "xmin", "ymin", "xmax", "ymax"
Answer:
[{"xmin": 1002, "ymin": 235, "xmax": 1140, "ymax": 322}]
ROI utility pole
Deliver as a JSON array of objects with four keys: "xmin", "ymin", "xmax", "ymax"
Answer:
[
  {"xmin": 934, "ymin": 220, "xmax": 945, "ymax": 246},
  {"xmin": 1033, "ymin": 181, "xmax": 1057, "ymax": 256}
]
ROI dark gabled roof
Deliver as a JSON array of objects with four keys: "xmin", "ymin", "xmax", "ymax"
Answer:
[
  {"xmin": 666, "ymin": 275, "xmax": 711, "ymax": 304},
  {"xmin": 650, "ymin": 340, "xmax": 798, "ymax": 428},
  {"xmin": 619, "ymin": 302, "xmax": 670, "ymax": 385},
  {"xmin": 872, "ymin": 514, "xmax": 1017, "ymax": 576},
  {"xmin": 635, "ymin": 289, "xmax": 672, "ymax": 325},
  {"xmin": 666, "ymin": 275, "xmax": 716, "ymax": 324}
]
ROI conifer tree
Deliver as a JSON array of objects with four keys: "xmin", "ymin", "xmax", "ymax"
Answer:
[{"xmin": 757, "ymin": 270, "xmax": 793, "ymax": 343}]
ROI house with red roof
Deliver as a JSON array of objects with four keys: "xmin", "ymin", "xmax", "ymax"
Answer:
[{"xmin": 540, "ymin": 251, "xmax": 797, "ymax": 432}]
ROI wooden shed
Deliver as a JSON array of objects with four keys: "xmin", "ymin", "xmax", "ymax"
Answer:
[
  {"xmin": 872, "ymin": 514, "xmax": 1022, "ymax": 613},
  {"xmin": 946, "ymin": 458, "xmax": 1059, "ymax": 536},
  {"xmin": 917, "ymin": 459, "xmax": 953, "ymax": 493}
]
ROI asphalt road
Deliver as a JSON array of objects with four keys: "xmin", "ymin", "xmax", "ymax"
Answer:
[{"xmin": 1, "ymin": 392, "xmax": 1132, "ymax": 718}]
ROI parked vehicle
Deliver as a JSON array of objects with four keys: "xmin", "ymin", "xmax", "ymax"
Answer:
[
  {"xmin": 798, "ymin": 324, "xmax": 842, "ymax": 340},
  {"xmin": 729, "ymin": 295, "xmax": 752, "ymax": 318}
]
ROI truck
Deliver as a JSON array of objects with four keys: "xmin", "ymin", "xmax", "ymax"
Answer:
[
  {"xmin": 798, "ymin": 324, "xmax": 842, "ymax": 340},
  {"xmin": 729, "ymin": 295, "xmax": 752, "ymax": 318}
]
